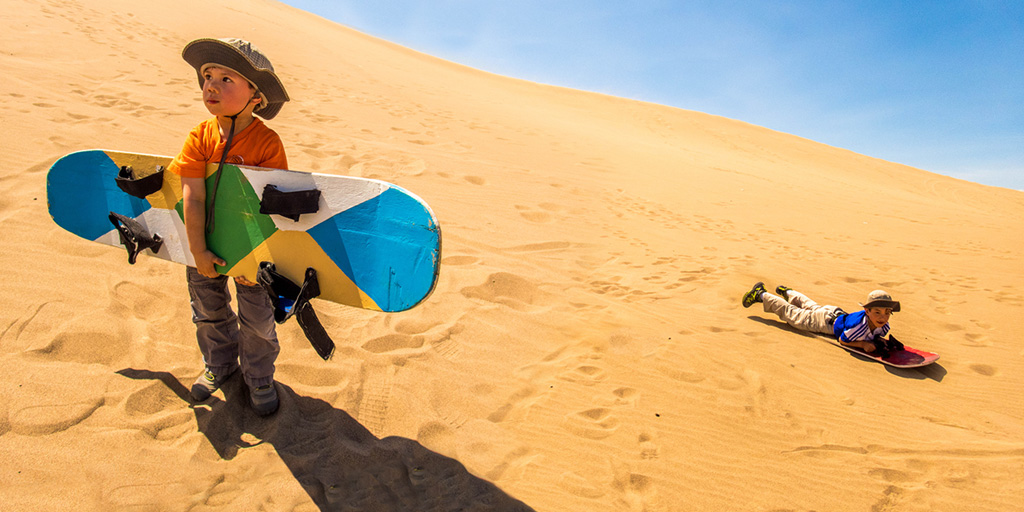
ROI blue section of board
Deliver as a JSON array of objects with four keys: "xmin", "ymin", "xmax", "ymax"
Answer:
[
  {"xmin": 47, "ymin": 151, "xmax": 153, "ymax": 240},
  {"xmin": 308, "ymin": 187, "xmax": 439, "ymax": 312}
]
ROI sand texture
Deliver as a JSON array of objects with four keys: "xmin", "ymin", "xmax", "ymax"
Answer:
[{"xmin": 2, "ymin": 0, "xmax": 1023, "ymax": 510}]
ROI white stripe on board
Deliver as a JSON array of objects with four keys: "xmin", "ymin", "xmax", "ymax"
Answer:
[{"xmin": 240, "ymin": 167, "xmax": 387, "ymax": 232}]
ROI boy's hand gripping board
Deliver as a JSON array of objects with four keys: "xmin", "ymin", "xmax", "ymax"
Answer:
[{"xmin": 47, "ymin": 149, "xmax": 440, "ymax": 313}]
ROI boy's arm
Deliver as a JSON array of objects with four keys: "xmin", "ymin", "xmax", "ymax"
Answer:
[
  {"xmin": 837, "ymin": 328, "xmax": 878, "ymax": 352},
  {"xmin": 839, "ymin": 339, "xmax": 878, "ymax": 352},
  {"xmin": 181, "ymin": 176, "xmax": 226, "ymax": 278}
]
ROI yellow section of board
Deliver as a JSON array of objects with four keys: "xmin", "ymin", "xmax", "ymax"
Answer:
[
  {"xmin": 106, "ymin": 151, "xmax": 182, "ymax": 209},
  {"xmin": 226, "ymin": 229, "xmax": 381, "ymax": 311}
]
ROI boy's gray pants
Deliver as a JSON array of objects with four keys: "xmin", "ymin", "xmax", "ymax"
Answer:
[
  {"xmin": 187, "ymin": 267, "xmax": 279, "ymax": 388},
  {"xmin": 761, "ymin": 289, "xmax": 841, "ymax": 336}
]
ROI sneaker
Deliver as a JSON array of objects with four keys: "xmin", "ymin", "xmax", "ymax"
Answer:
[
  {"xmin": 191, "ymin": 366, "xmax": 237, "ymax": 402},
  {"xmin": 250, "ymin": 382, "xmax": 279, "ymax": 416},
  {"xmin": 775, "ymin": 285, "xmax": 792, "ymax": 300},
  {"xmin": 742, "ymin": 282, "xmax": 767, "ymax": 308}
]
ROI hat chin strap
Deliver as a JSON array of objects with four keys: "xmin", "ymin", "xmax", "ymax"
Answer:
[{"xmin": 205, "ymin": 97, "xmax": 257, "ymax": 234}]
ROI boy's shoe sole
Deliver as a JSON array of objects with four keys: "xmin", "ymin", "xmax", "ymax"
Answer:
[
  {"xmin": 190, "ymin": 366, "xmax": 238, "ymax": 402},
  {"xmin": 742, "ymin": 282, "xmax": 767, "ymax": 308},
  {"xmin": 250, "ymin": 383, "xmax": 279, "ymax": 416}
]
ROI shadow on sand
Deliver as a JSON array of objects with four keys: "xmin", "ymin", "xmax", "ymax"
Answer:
[
  {"xmin": 117, "ymin": 368, "xmax": 535, "ymax": 512},
  {"xmin": 745, "ymin": 316, "xmax": 947, "ymax": 382}
]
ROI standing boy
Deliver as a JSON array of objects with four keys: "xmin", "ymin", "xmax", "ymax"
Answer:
[{"xmin": 168, "ymin": 38, "xmax": 290, "ymax": 415}]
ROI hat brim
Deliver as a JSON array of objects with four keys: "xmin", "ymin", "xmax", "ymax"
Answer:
[
  {"xmin": 183, "ymin": 39, "xmax": 288, "ymax": 120},
  {"xmin": 860, "ymin": 300, "xmax": 901, "ymax": 312}
]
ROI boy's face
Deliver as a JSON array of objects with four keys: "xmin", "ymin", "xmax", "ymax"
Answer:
[
  {"xmin": 865, "ymin": 307, "xmax": 892, "ymax": 329},
  {"xmin": 202, "ymin": 66, "xmax": 260, "ymax": 117}
]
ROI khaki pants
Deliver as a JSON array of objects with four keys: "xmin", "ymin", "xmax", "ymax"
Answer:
[
  {"xmin": 761, "ymin": 290, "xmax": 841, "ymax": 336},
  {"xmin": 187, "ymin": 267, "xmax": 279, "ymax": 388}
]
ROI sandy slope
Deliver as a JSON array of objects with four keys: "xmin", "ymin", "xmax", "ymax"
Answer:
[{"xmin": 2, "ymin": 0, "xmax": 1023, "ymax": 510}]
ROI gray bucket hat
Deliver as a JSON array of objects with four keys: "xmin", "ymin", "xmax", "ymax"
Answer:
[
  {"xmin": 182, "ymin": 38, "xmax": 289, "ymax": 120},
  {"xmin": 860, "ymin": 290, "xmax": 901, "ymax": 312}
]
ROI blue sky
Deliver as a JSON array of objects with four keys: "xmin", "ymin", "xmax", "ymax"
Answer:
[{"xmin": 281, "ymin": 1, "xmax": 1023, "ymax": 190}]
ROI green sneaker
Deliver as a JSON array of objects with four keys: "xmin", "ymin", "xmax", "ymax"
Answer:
[
  {"xmin": 775, "ymin": 285, "xmax": 792, "ymax": 300},
  {"xmin": 250, "ymin": 382, "xmax": 279, "ymax": 416},
  {"xmin": 190, "ymin": 366, "xmax": 237, "ymax": 402},
  {"xmin": 742, "ymin": 282, "xmax": 767, "ymax": 308}
]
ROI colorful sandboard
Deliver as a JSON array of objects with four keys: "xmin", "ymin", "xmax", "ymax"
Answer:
[{"xmin": 47, "ymin": 149, "xmax": 440, "ymax": 313}]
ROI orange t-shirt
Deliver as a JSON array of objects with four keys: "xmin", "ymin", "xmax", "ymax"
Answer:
[{"xmin": 168, "ymin": 117, "xmax": 288, "ymax": 178}]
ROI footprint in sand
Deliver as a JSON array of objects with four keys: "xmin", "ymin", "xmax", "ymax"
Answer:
[
  {"xmin": 332, "ymin": 154, "xmax": 358, "ymax": 170},
  {"xmin": 869, "ymin": 467, "xmax": 915, "ymax": 485},
  {"xmin": 558, "ymin": 364, "xmax": 608, "ymax": 386},
  {"xmin": 610, "ymin": 462, "xmax": 660, "ymax": 511},
  {"xmin": 441, "ymin": 255, "xmax": 479, "ymax": 266},
  {"xmin": 514, "ymin": 205, "xmax": 552, "ymax": 223},
  {"xmin": 417, "ymin": 421, "xmax": 458, "ymax": 457},
  {"xmin": 558, "ymin": 471, "xmax": 606, "ymax": 498},
  {"xmin": 638, "ymin": 431, "xmax": 660, "ymax": 460},
  {"xmin": 391, "ymin": 316, "xmax": 442, "ymax": 336},
  {"xmin": 123, "ymin": 382, "xmax": 194, "ymax": 440},
  {"xmin": 276, "ymin": 363, "xmax": 348, "ymax": 388},
  {"xmin": 964, "ymin": 332, "xmax": 991, "ymax": 347},
  {"xmin": 361, "ymin": 333, "xmax": 426, "ymax": 353},
  {"xmin": 430, "ymin": 327, "xmax": 465, "ymax": 361},
  {"xmin": 0, "ymin": 400, "xmax": 8, "ymax": 437},
  {"xmin": 356, "ymin": 365, "xmax": 394, "ymax": 436},
  {"xmin": 968, "ymin": 363, "xmax": 998, "ymax": 377},
  {"xmin": 651, "ymin": 346, "xmax": 706, "ymax": 384},
  {"xmin": 125, "ymin": 380, "xmax": 182, "ymax": 417},
  {"xmin": 506, "ymin": 241, "xmax": 571, "ymax": 253},
  {"xmin": 719, "ymin": 369, "xmax": 769, "ymax": 417},
  {"xmin": 562, "ymin": 407, "xmax": 620, "ymax": 439},
  {"xmin": 460, "ymin": 272, "xmax": 546, "ymax": 310},
  {"xmin": 5, "ymin": 301, "xmax": 66, "ymax": 346},
  {"xmin": 29, "ymin": 331, "xmax": 129, "ymax": 366},
  {"xmin": 483, "ymin": 446, "xmax": 536, "ymax": 482},
  {"xmin": 612, "ymin": 386, "xmax": 639, "ymax": 406},
  {"xmin": 111, "ymin": 280, "xmax": 172, "ymax": 321},
  {"xmin": 10, "ymin": 397, "xmax": 103, "ymax": 436},
  {"xmin": 972, "ymin": 320, "xmax": 994, "ymax": 330},
  {"xmin": 487, "ymin": 385, "xmax": 545, "ymax": 423}
]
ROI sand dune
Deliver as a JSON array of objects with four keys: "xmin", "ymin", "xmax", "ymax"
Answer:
[{"xmin": 2, "ymin": 0, "xmax": 1023, "ymax": 510}]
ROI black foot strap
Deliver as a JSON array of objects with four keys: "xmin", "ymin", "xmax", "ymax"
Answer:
[
  {"xmin": 256, "ymin": 262, "xmax": 335, "ymax": 360},
  {"xmin": 108, "ymin": 212, "xmax": 163, "ymax": 264},
  {"xmin": 115, "ymin": 165, "xmax": 165, "ymax": 198},
  {"xmin": 259, "ymin": 184, "xmax": 321, "ymax": 222},
  {"xmin": 868, "ymin": 336, "xmax": 892, "ymax": 359},
  {"xmin": 886, "ymin": 335, "xmax": 905, "ymax": 353}
]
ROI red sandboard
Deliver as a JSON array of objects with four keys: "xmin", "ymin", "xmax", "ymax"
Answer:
[{"xmin": 830, "ymin": 341, "xmax": 940, "ymax": 368}]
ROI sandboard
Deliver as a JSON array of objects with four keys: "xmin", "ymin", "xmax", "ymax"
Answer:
[
  {"xmin": 829, "ymin": 339, "xmax": 940, "ymax": 369},
  {"xmin": 47, "ymin": 149, "xmax": 440, "ymax": 313}
]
